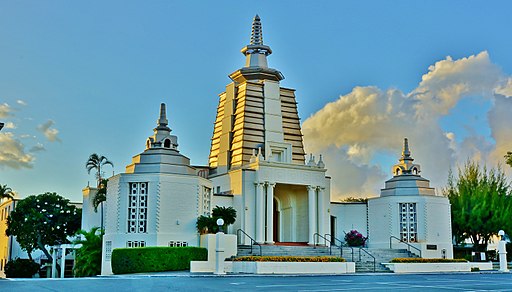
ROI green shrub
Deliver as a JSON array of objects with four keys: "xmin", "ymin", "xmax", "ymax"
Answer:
[
  {"xmin": 111, "ymin": 246, "xmax": 207, "ymax": 274},
  {"xmin": 232, "ymin": 256, "xmax": 345, "ymax": 262},
  {"xmin": 391, "ymin": 258, "xmax": 467, "ymax": 263},
  {"xmin": 73, "ymin": 227, "xmax": 103, "ymax": 277},
  {"xmin": 5, "ymin": 258, "xmax": 41, "ymax": 278}
]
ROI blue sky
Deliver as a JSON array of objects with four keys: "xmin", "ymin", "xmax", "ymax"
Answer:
[{"xmin": 1, "ymin": 1, "xmax": 512, "ymax": 202}]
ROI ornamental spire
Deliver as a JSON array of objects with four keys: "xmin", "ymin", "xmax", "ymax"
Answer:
[
  {"xmin": 400, "ymin": 138, "xmax": 413, "ymax": 162},
  {"xmin": 156, "ymin": 103, "xmax": 170, "ymax": 131},
  {"xmin": 241, "ymin": 15, "xmax": 272, "ymax": 68},
  {"xmin": 250, "ymin": 15, "xmax": 263, "ymax": 45}
]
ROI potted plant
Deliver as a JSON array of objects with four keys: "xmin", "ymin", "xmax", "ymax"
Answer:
[{"xmin": 344, "ymin": 230, "xmax": 367, "ymax": 247}]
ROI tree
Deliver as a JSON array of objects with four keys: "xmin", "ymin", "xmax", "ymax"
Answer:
[
  {"xmin": 86, "ymin": 153, "xmax": 113, "ymax": 214},
  {"xmin": 196, "ymin": 206, "xmax": 237, "ymax": 234},
  {"xmin": 0, "ymin": 184, "xmax": 14, "ymax": 200},
  {"xmin": 73, "ymin": 227, "xmax": 103, "ymax": 277},
  {"xmin": 6, "ymin": 192, "xmax": 81, "ymax": 265},
  {"xmin": 86, "ymin": 153, "xmax": 114, "ymax": 186},
  {"xmin": 506, "ymin": 152, "xmax": 512, "ymax": 169},
  {"xmin": 444, "ymin": 161, "xmax": 512, "ymax": 251}
]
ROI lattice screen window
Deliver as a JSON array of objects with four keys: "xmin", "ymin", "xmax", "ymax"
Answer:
[
  {"xmin": 128, "ymin": 182, "xmax": 148, "ymax": 233},
  {"xmin": 399, "ymin": 203, "xmax": 417, "ymax": 242},
  {"xmin": 126, "ymin": 241, "xmax": 146, "ymax": 248},
  {"xmin": 202, "ymin": 187, "xmax": 212, "ymax": 216},
  {"xmin": 105, "ymin": 241, "xmax": 112, "ymax": 261},
  {"xmin": 169, "ymin": 241, "xmax": 189, "ymax": 247}
]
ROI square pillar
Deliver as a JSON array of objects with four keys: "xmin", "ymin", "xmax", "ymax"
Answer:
[
  {"xmin": 317, "ymin": 187, "xmax": 326, "ymax": 242},
  {"xmin": 265, "ymin": 183, "xmax": 276, "ymax": 244},
  {"xmin": 307, "ymin": 185, "xmax": 317, "ymax": 245}
]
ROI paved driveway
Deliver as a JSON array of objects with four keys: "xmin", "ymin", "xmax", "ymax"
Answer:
[{"xmin": 2, "ymin": 272, "xmax": 512, "ymax": 291}]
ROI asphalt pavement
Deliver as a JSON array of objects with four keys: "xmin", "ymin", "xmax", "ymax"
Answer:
[{"xmin": 2, "ymin": 271, "xmax": 512, "ymax": 291}]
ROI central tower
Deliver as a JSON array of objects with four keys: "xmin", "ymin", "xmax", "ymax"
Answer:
[{"xmin": 209, "ymin": 15, "xmax": 305, "ymax": 173}]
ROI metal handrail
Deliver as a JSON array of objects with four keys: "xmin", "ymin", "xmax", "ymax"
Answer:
[
  {"xmin": 237, "ymin": 229, "xmax": 262, "ymax": 256},
  {"xmin": 313, "ymin": 233, "xmax": 333, "ymax": 256},
  {"xmin": 389, "ymin": 235, "xmax": 422, "ymax": 257},
  {"xmin": 324, "ymin": 234, "xmax": 344, "ymax": 258},
  {"xmin": 358, "ymin": 247, "xmax": 376, "ymax": 272}
]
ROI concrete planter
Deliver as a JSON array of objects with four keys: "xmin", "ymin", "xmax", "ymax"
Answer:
[
  {"xmin": 383, "ymin": 262, "xmax": 493, "ymax": 273},
  {"xmin": 226, "ymin": 261, "xmax": 355, "ymax": 274}
]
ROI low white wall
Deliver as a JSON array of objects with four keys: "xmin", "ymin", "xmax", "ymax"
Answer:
[
  {"xmin": 383, "ymin": 262, "xmax": 493, "ymax": 273},
  {"xmin": 227, "ymin": 261, "xmax": 355, "ymax": 274},
  {"xmin": 190, "ymin": 234, "xmax": 237, "ymax": 273}
]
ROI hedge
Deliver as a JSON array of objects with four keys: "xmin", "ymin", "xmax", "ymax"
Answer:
[
  {"xmin": 5, "ymin": 258, "xmax": 41, "ymax": 278},
  {"xmin": 232, "ymin": 256, "xmax": 345, "ymax": 262},
  {"xmin": 111, "ymin": 246, "xmax": 207, "ymax": 274},
  {"xmin": 391, "ymin": 258, "xmax": 467, "ymax": 263}
]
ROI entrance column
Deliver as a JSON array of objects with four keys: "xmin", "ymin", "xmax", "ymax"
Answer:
[
  {"xmin": 307, "ymin": 185, "xmax": 317, "ymax": 245},
  {"xmin": 266, "ymin": 182, "xmax": 276, "ymax": 244},
  {"xmin": 255, "ymin": 182, "xmax": 265, "ymax": 243},
  {"xmin": 317, "ymin": 187, "xmax": 326, "ymax": 244}
]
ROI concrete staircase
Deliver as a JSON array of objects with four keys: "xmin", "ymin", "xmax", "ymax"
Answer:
[{"xmin": 236, "ymin": 244, "xmax": 418, "ymax": 273}]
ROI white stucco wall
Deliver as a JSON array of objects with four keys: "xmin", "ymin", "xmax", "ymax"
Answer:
[
  {"xmin": 330, "ymin": 203, "xmax": 368, "ymax": 242},
  {"xmin": 101, "ymin": 172, "xmax": 212, "ymax": 275},
  {"xmin": 368, "ymin": 195, "xmax": 453, "ymax": 258}
]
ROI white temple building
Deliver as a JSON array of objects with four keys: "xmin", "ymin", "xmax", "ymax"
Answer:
[
  {"xmin": 90, "ymin": 15, "xmax": 453, "ymax": 275},
  {"xmin": 367, "ymin": 138, "xmax": 453, "ymax": 258}
]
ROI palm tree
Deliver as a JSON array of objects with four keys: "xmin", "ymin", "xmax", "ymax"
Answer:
[
  {"xmin": 212, "ymin": 206, "xmax": 237, "ymax": 232},
  {"xmin": 86, "ymin": 154, "xmax": 113, "ymax": 230},
  {"xmin": 86, "ymin": 153, "xmax": 114, "ymax": 187},
  {"xmin": 0, "ymin": 184, "xmax": 14, "ymax": 201}
]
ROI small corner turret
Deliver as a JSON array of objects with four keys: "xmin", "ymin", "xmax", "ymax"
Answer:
[
  {"xmin": 392, "ymin": 138, "xmax": 421, "ymax": 176},
  {"xmin": 145, "ymin": 103, "xmax": 179, "ymax": 151}
]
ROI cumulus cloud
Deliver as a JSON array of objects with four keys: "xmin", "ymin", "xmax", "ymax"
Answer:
[
  {"xmin": 0, "ymin": 132, "xmax": 35, "ymax": 169},
  {"xmin": 0, "ymin": 103, "xmax": 12, "ymax": 119},
  {"xmin": 4, "ymin": 122, "xmax": 16, "ymax": 129},
  {"xmin": 302, "ymin": 51, "xmax": 511, "ymax": 201},
  {"xmin": 37, "ymin": 120, "xmax": 61, "ymax": 142}
]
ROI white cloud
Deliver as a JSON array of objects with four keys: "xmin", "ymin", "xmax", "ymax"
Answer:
[
  {"xmin": 37, "ymin": 120, "xmax": 61, "ymax": 142},
  {"xmin": 0, "ymin": 103, "xmax": 12, "ymax": 119},
  {"xmin": 29, "ymin": 143, "xmax": 46, "ymax": 152},
  {"xmin": 0, "ymin": 132, "xmax": 34, "ymax": 169},
  {"xmin": 16, "ymin": 99, "xmax": 28, "ymax": 106},
  {"xmin": 4, "ymin": 122, "xmax": 16, "ymax": 129},
  {"xmin": 302, "ymin": 51, "xmax": 511, "ymax": 200}
]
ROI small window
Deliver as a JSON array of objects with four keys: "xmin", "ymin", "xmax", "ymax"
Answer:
[
  {"xmin": 395, "ymin": 168, "xmax": 401, "ymax": 176},
  {"xmin": 164, "ymin": 139, "xmax": 171, "ymax": 148}
]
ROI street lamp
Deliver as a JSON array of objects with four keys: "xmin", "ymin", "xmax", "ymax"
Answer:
[
  {"xmin": 498, "ymin": 230, "xmax": 509, "ymax": 272},
  {"xmin": 214, "ymin": 218, "xmax": 226, "ymax": 275}
]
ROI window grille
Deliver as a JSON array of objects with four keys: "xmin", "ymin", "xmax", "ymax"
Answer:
[
  {"xmin": 128, "ymin": 182, "xmax": 148, "ymax": 233},
  {"xmin": 169, "ymin": 241, "xmax": 188, "ymax": 247},
  {"xmin": 126, "ymin": 241, "xmax": 146, "ymax": 248},
  {"xmin": 105, "ymin": 241, "xmax": 112, "ymax": 261},
  {"xmin": 399, "ymin": 203, "xmax": 417, "ymax": 242},
  {"xmin": 202, "ymin": 187, "xmax": 211, "ymax": 216}
]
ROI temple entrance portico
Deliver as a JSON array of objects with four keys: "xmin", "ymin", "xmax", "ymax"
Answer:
[{"xmin": 250, "ymin": 165, "xmax": 329, "ymax": 244}]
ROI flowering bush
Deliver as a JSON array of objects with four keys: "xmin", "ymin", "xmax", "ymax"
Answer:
[
  {"xmin": 391, "ymin": 258, "xmax": 467, "ymax": 263},
  {"xmin": 232, "ymin": 256, "xmax": 345, "ymax": 262},
  {"xmin": 344, "ymin": 230, "xmax": 367, "ymax": 247}
]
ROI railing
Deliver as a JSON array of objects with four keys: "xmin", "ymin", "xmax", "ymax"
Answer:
[
  {"xmin": 389, "ymin": 235, "xmax": 422, "ymax": 257},
  {"xmin": 324, "ymin": 234, "xmax": 344, "ymax": 258},
  {"xmin": 358, "ymin": 247, "xmax": 376, "ymax": 272},
  {"xmin": 313, "ymin": 233, "xmax": 336, "ymax": 257},
  {"xmin": 237, "ymin": 229, "xmax": 262, "ymax": 256}
]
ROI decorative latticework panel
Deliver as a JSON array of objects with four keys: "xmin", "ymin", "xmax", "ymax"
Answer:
[
  {"xmin": 399, "ymin": 203, "xmax": 417, "ymax": 242},
  {"xmin": 128, "ymin": 182, "xmax": 148, "ymax": 233}
]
